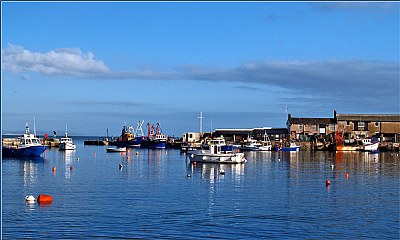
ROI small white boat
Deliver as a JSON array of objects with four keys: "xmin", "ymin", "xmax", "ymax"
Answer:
[
  {"xmin": 241, "ymin": 137, "xmax": 261, "ymax": 151},
  {"xmin": 259, "ymin": 131, "xmax": 272, "ymax": 151},
  {"xmin": 189, "ymin": 144, "xmax": 246, "ymax": 164},
  {"xmin": 59, "ymin": 124, "xmax": 76, "ymax": 150},
  {"xmin": 363, "ymin": 142, "xmax": 379, "ymax": 151},
  {"xmin": 106, "ymin": 147, "xmax": 127, "ymax": 152},
  {"xmin": 362, "ymin": 138, "xmax": 379, "ymax": 151},
  {"xmin": 280, "ymin": 142, "xmax": 301, "ymax": 152}
]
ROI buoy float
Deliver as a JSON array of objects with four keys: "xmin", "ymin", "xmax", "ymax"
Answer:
[
  {"xmin": 77, "ymin": 157, "xmax": 80, "ymax": 161},
  {"xmin": 346, "ymin": 172, "xmax": 349, "ymax": 179},
  {"xmin": 187, "ymin": 173, "xmax": 191, "ymax": 178},
  {"xmin": 70, "ymin": 166, "xmax": 73, "ymax": 171},
  {"xmin": 52, "ymin": 166, "xmax": 56, "ymax": 172},
  {"xmin": 37, "ymin": 194, "xmax": 53, "ymax": 204},
  {"xmin": 25, "ymin": 195, "xmax": 36, "ymax": 203},
  {"xmin": 126, "ymin": 156, "xmax": 130, "ymax": 160},
  {"xmin": 119, "ymin": 164, "xmax": 123, "ymax": 169},
  {"xmin": 326, "ymin": 180, "xmax": 331, "ymax": 186},
  {"xmin": 219, "ymin": 169, "xmax": 225, "ymax": 175},
  {"xmin": 193, "ymin": 161, "xmax": 197, "ymax": 166},
  {"xmin": 136, "ymin": 151, "xmax": 139, "ymax": 155}
]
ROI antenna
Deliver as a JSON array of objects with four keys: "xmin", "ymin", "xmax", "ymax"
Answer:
[
  {"xmin": 33, "ymin": 117, "xmax": 36, "ymax": 137},
  {"xmin": 198, "ymin": 111, "xmax": 205, "ymax": 135},
  {"xmin": 285, "ymin": 102, "xmax": 288, "ymax": 115},
  {"xmin": 210, "ymin": 116, "xmax": 213, "ymax": 134}
]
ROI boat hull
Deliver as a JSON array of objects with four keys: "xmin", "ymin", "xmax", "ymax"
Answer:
[
  {"xmin": 116, "ymin": 137, "xmax": 143, "ymax": 147},
  {"xmin": 59, "ymin": 142, "xmax": 76, "ymax": 150},
  {"xmin": 336, "ymin": 145, "xmax": 360, "ymax": 151},
  {"xmin": 2, "ymin": 145, "xmax": 49, "ymax": 157},
  {"xmin": 280, "ymin": 146, "xmax": 300, "ymax": 152}
]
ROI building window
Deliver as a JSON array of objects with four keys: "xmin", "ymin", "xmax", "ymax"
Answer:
[
  {"xmin": 298, "ymin": 124, "xmax": 303, "ymax": 131},
  {"xmin": 358, "ymin": 122, "xmax": 365, "ymax": 128},
  {"xmin": 312, "ymin": 124, "xmax": 317, "ymax": 131},
  {"xmin": 375, "ymin": 122, "xmax": 379, "ymax": 127},
  {"xmin": 329, "ymin": 124, "xmax": 335, "ymax": 131}
]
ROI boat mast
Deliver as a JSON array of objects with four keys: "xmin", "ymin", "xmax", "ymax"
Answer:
[
  {"xmin": 198, "ymin": 111, "xmax": 204, "ymax": 136},
  {"xmin": 65, "ymin": 123, "xmax": 68, "ymax": 138},
  {"xmin": 33, "ymin": 118, "xmax": 36, "ymax": 136}
]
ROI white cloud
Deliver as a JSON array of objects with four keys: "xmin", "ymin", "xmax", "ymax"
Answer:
[{"xmin": 2, "ymin": 44, "xmax": 110, "ymax": 77}]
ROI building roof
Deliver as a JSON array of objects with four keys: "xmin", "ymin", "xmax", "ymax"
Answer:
[
  {"xmin": 287, "ymin": 117, "xmax": 335, "ymax": 125},
  {"xmin": 254, "ymin": 128, "xmax": 289, "ymax": 135},
  {"xmin": 336, "ymin": 114, "xmax": 400, "ymax": 122}
]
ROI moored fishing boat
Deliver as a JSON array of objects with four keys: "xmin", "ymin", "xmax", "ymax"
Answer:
[
  {"xmin": 59, "ymin": 124, "xmax": 76, "ymax": 150},
  {"xmin": 279, "ymin": 142, "xmax": 301, "ymax": 151},
  {"xmin": 361, "ymin": 138, "xmax": 379, "ymax": 152},
  {"xmin": 240, "ymin": 137, "xmax": 261, "ymax": 151},
  {"xmin": 259, "ymin": 131, "xmax": 272, "ymax": 151},
  {"xmin": 115, "ymin": 121, "xmax": 144, "ymax": 147},
  {"xmin": 145, "ymin": 123, "xmax": 167, "ymax": 149},
  {"xmin": 2, "ymin": 123, "xmax": 48, "ymax": 157},
  {"xmin": 189, "ymin": 143, "xmax": 246, "ymax": 164}
]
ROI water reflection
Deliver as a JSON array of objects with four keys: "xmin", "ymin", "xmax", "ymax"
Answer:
[
  {"xmin": 188, "ymin": 162, "xmax": 245, "ymax": 183},
  {"xmin": 60, "ymin": 150, "xmax": 76, "ymax": 179}
]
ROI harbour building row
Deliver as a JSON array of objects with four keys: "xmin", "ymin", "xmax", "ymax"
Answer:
[{"xmin": 185, "ymin": 111, "xmax": 400, "ymax": 146}]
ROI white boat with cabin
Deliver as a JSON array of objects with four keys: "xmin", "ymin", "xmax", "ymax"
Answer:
[
  {"xmin": 259, "ymin": 131, "xmax": 272, "ymax": 151},
  {"xmin": 189, "ymin": 144, "xmax": 246, "ymax": 164},
  {"xmin": 59, "ymin": 124, "xmax": 76, "ymax": 150}
]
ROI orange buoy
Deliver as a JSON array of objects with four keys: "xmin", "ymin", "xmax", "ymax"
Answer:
[
  {"xmin": 70, "ymin": 166, "xmax": 73, "ymax": 171},
  {"xmin": 94, "ymin": 153, "xmax": 96, "ymax": 156},
  {"xmin": 346, "ymin": 172, "xmax": 349, "ymax": 179},
  {"xmin": 37, "ymin": 194, "xmax": 53, "ymax": 204},
  {"xmin": 52, "ymin": 166, "xmax": 56, "ymax": 172},
  {"xmin": 136, "ymin": 151, "xmax": 139, "ymax": 155},
  {"xmin": 326, "ymin": 180, "xmax": 331, "ymax": 186}
]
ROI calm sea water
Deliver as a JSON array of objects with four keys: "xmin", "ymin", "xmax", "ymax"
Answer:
[{"xmin": 2, "ymin": 138, "xmax": 399, "ymax": 239}]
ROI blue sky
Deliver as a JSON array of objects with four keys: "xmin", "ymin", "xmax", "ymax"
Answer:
[{"xmin": 2, "ymin": 2, "xmax": 399, "ymax": 136}]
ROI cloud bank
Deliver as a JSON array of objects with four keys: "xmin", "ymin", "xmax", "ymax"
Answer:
[{"xmin": 3, "ymin": 45, "xmax": 399, "ymax": 112}]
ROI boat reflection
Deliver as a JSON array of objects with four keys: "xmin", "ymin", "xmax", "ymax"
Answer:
[
  {"xmin": 188, "ymin": 162, "xmax": 245, "ymax": 182},
  {"xmin": 2, "ymin": 156, "xmax": 46, "ymax": 187},
  {"xmin": 60, "ymin": 150, "xmax": 75, "ymax": 179}
]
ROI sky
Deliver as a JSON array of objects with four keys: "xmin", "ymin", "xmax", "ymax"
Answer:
[{"xmin": 1, "ymin": 2, "xmax": 399, "ymax": 136}]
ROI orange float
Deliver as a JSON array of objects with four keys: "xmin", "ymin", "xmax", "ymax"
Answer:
[
  {"xmin": 37, "ymin": 194, "xmax": 53, "ymax": 204},
  {"xmin": 52, "ymin": 166, "xmax": 56, "ymax": 172},
  {"xmin": 326, "ymin": 180, "xmax": 331, "ymax": 186},
  {"xmin": 346, "ymin": 172, "xmax": 349, "ymax": 179}
]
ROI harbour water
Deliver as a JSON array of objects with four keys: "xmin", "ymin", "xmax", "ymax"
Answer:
[{"xmin": 2, "ymin": 138, "xmax": 399, "ymax": 239}]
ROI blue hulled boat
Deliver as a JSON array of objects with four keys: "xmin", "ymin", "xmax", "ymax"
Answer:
[
  {"xmin": 2, "ymin": 123, "xmax": 48, "ymax": 157},
  {"xmin": 146, "ymin": 123, "xmax": 167, "ymax": 149},
  {"xmin": 279, "ymin": 142, "xmax": 301, "ymax": 152},
  {"xmin": 115, "ymin": 122, "xmax": 144, "ymax": 147}
]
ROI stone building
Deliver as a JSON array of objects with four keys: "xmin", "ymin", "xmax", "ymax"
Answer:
[
  {"xmin": 286, "ymin": 113, "xmax": 337, "ymax": 141},
  {"xmin": 336, "ymin": 114, "xmax": 400, "ymax": 143}
]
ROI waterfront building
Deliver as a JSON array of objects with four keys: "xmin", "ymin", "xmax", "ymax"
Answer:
[
  {"xmin": 287, "ymin": 111, "xmax": 400, "ymax": 143},
  {"xmin": 182, "ymin": 132, "xmax": 202, "ymax": 143},
  {"xmin": 286, "ymin": 112, "xmax": 337, "ymax": 141},
  {"xmin": 336, "ymin": 113, "xmax": 400, "ymax": 143}
]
